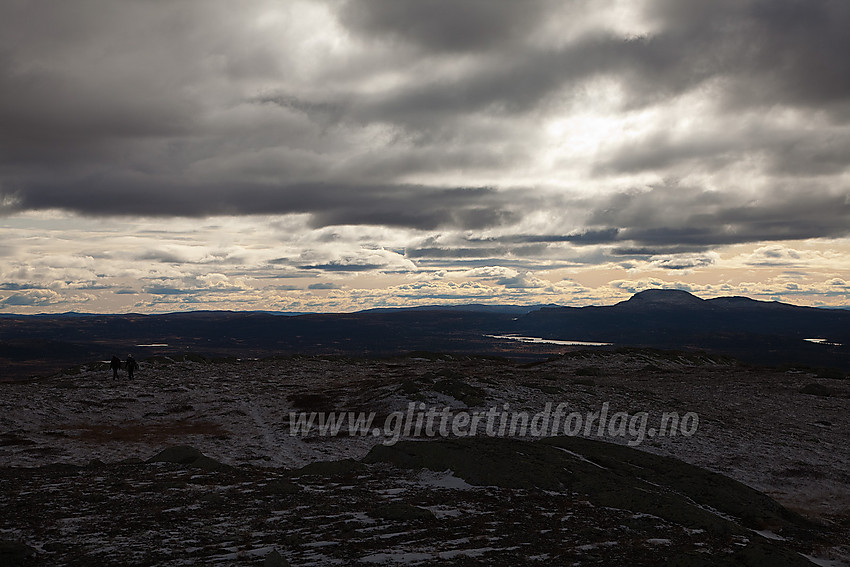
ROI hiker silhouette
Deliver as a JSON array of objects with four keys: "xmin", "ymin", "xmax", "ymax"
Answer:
[
  {"xmin": 126, "ymin": 355, "xmax": 138, "ymax": 380},
  {"xmin": 110, "ymin": 355, "xmax": 121, "ymax": 380}
]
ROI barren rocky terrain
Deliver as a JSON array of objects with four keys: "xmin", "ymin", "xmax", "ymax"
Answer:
[{"xmin": 1, "ymin": 351, "xmax": 848, "ymax": 565}]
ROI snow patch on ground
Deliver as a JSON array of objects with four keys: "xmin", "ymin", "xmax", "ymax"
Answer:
[{"xmin": 417, "ymin": 469, "xmax": 474, "ymax": 490}]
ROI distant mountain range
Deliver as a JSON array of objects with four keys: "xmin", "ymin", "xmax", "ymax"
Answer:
[
  {"xmin": 359, "ymin": 303, "xmax": 554, "ymax": 315},
  {"xmin": 518, "ymin": 289, "xmax": 850, "ymax": 343},
  {"xmin": 513, "ymin": 289, "xmax": 850, "ymax": 370},
  {"xmin": 1, "ymin": 290, "xmax": 849, "ymax": 379}
]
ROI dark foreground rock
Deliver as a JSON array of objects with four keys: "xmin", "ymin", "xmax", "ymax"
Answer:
[
  {"xmin": 0, "ymin": 439, "xmax": 842, "ymax": 566},
  {"xmin": 146, "ymin": 445, "xmax": 232, "ymax": 471},
  {"xmin": 0, "ymin": 540, "xmax": 37, "ymax": 567}
]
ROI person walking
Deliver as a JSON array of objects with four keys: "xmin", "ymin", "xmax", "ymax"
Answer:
[
  {"xmin": 126, "ymin": 354, "xmax": 138, "ymax": 380},
  {"xmin": 110, "ymin": 355, "xmax": 121, "ymax": 380}
]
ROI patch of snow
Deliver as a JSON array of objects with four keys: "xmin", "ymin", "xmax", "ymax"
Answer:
[
  {"xmin": 551, "ymin": 446, "xmax": 608, "ymax": 470},
  {"xmin": 345, "ymin": 511, "xmax": 376, "ymax": 524},
  {"xmin": 437, "ymin": 546, "xmax": 518, "ymax": 559},
  {"xmin": 377, "ymin": 531, "xmax": 413, "ymax": 540},
  {"xmin": 753, "ymin": 529, "xmax": 786, "ymax": 541},
  {"xmin": 422, "ymin": 505, "xmax": 463, "ymax": 519},
  {"xmin": 800, "ymin": 554, "xmax": 847, "ymax": 567},
  {"xmin": 417, "ymin": 469, "xmax": 474, "ymax": 490},
  {"xmin": 485, "ymin": 334, "xmax": 612, "ymax": 346},
  {"xmin": 360, "ymin": 551, "xmax": 434, "ymax": 563},
  {"xmin": 576, "ymin": 541, "xmax": 618, "ymax": 551}
]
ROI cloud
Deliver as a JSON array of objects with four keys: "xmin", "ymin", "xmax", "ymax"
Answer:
[
  {"xmin": 645, "ymin": 253, "xmax": 718, "ymax": 271},
  {"xmin": 288, "ymin": 246, "xmax": 417, "ymax": 273},
  {"xmin": 143, "ymin": 285, "xmax": 195, "ymax": 296},
  {"xmin": 733, "ymin": 244, "xmax": 848, "ymax": 271},
  {"xmin": 596, "ymin": 110, "xmax": 850, "ymax": 178},
  {"xmin": 0, "ymin": 289, "xmax": 64, "ymax": 307},
  {"xmin": 587, "ymin": 182, "xmax": 850, "ymax": 246},
  {"xmin": 2, "ymin": 1, "xmax": 850, "ymax": 313},
  {"xmin": 2, "ymin": 0, "xmax": 849, "ymax": 241},
  {"xmin": 307, "ymin": 282, "xmax": 340, "ymax": 290},
  {"xmin": 141, "ymin": 274, "xmax": 249, "ymax": 297},
  {"xmin": 8, "ymin": 180, "xmax": 521, "ymax": 230},
  {"xmin": 488, "ymin": 229, "xmax": 622, "ymax": 246},
  {"xmin": 744, "ymin": 245, "xmax": 804, "ymax": 267},
  {"xmin": 404, "ymin": 243, "xmax": 551, "ymax": 261},
  {"xmin": 326, "ymin": 0, "xmax": 850, "ymax": 135},
  {"xmin": 0, "ymin": 282, "xmax": 41, "ymax": 291},
  {"xmin": 642, "ymin": 0, "xmax": 850, "ymax": 112},
  {"xmin": 296, "ymin": 263, "xmax": 382, "ymax": 272},
  {"xmin": 136, "ymin": 247, "xmax": 247, "ymax": 265},
  {"xmin": 462, "ymin": 267, "xmax": 549, "ymax": 289},
  {"xmin": 338, "ymin": 0, "xmax": 555, "ymax": 53}
]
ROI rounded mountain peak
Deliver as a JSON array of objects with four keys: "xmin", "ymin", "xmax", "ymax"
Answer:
[{"xmin": 625, "ymin": 289, "xmax": 704, "ymax": 305}]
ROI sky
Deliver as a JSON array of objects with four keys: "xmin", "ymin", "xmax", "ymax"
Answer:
[{"xmin": 1, "ymin": 0, "xmax": 850, "ymax": 314}]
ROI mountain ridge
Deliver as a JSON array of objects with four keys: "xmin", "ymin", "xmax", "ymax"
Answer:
[
  {"xmin": 0, "ymin": 289, "xmax": 842, "ymax": 317},
  {"xmin": 1, "ymin": 289, "xmax": 849, "ymax": 378}
]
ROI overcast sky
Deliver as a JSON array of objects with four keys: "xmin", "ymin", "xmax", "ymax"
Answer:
[{"xmin": 1, "ymin": 0, "xmax": 849, "ymax": 313}]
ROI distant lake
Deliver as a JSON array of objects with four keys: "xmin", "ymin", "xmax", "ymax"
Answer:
[
  {"xmin": 485, "ymin": 334, "xmax": 612, "ymax": 347},
  {"xmin": 803, "ymin": 338, "xmax": 843, "ymax": 346}
]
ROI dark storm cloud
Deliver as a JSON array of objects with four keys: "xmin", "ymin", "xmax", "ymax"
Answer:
[
  {"xmin": 338, "ymin": 0, "xmax": 555, "ymax": 53},
  {"xmin": 349, "ymin": 37, "xmax": 617, "ymax": 127},
  {"xmin": 644, "ymin": 0, "xmax": 850, "ymax": 111},
  {"xmin": 598, "ymin": 125, "xmax": 850, "ymax": 177},
  {"xmin": 0, "ymin": 57, "xmax": 193, "ymax": 163},
  {"xmin": 587, "ymin": 182, "xmax": 850, "ymax": 246},
  {"xmin": 7, "ymin": 179, "xmax": 518, "ymax": 230},
  {"xmin": 399, "ymin": 177, "xmax": 850, "ymax": 260},
  {"xmin": 597, "ymin": 133, "xmax": 742, "ymax": 175},
  {"xmin": 0, "ymin": 1, "xmax": 203, "ymax": 166},
  {"xmin": 324, "ymin": 0, "xmax": 850, "ymax": 136},
  {"xmin": 254, "ymin": 94, "xmax": 347, "ymax": 127},
  {"xmin": 478, "ymin": 229, "xmax": 622, "ymax": 245},
  {"xmin": 610, "ymin": 245, "xmax": 710, "ymax": 256},
  {"xmin": 1, "ymin": 0, "xmax": 849, "ymax": 258},
  {"xmin": 405, "ymin": 247, "xmax": 505, "ymax": 259}
]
